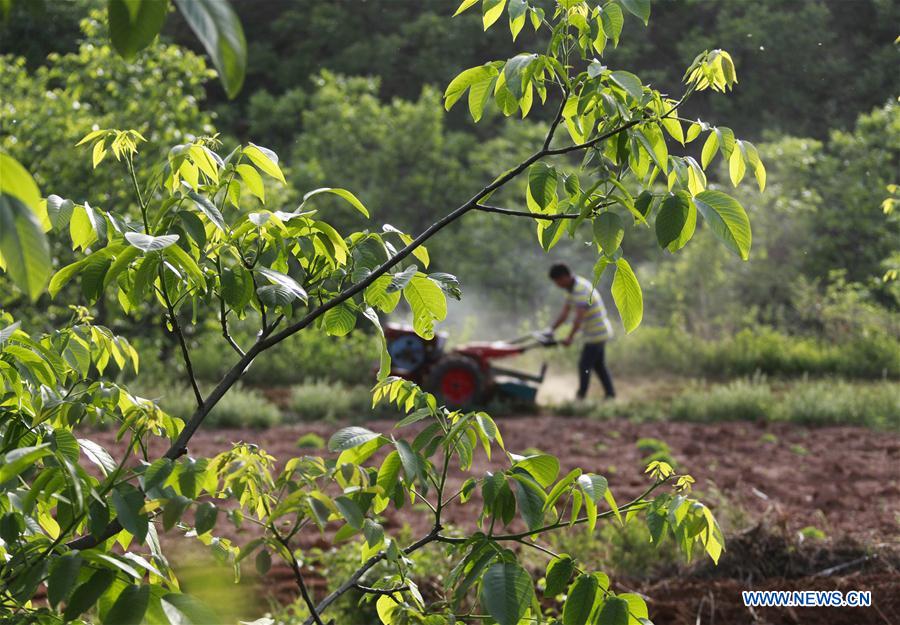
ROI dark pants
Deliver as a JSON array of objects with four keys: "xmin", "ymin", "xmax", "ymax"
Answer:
[{"xmin": 577, "ymin": 342, "xmax": 615, "ymax": 399}]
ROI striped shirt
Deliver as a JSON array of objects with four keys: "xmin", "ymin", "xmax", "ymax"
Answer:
[{"xmin": 566, "ymin": 275, "xmax": 613, "ymax": 343}]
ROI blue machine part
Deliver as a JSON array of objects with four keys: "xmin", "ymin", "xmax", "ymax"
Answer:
[{"xmin": 388, "ymin": 334, "xmax": 427, "ymax": 372}]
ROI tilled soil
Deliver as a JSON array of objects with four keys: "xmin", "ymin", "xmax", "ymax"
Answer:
[{"xmin": 90, "ymin": 416, "xmax": 900, "ymax": 624}]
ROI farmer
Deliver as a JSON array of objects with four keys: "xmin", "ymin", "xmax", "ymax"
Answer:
[{"xmin": 548, "ymin": 262, "xmax": 616, "ymax": 400}]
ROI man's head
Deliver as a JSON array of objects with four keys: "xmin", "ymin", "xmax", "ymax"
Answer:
[{"xmin": 549, "ymin": 262, "xmax": 575, "ymax": 289}]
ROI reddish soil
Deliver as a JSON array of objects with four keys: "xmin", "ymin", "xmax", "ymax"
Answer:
[{"xmin": 91, "ymin": 416, "xmax": 900, "ymax": 624}]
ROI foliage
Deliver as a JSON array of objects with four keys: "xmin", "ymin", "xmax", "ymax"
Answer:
[
  {"xmin": 668, "ymin": 379, "xmax": 774, "ymax": 423},
  {"xmin": 289, "ymin": 73, "xmax": 470, "ymax": 234},
  {"xmin": 770, "ymin": 379, "xmax": 900, "ymax": 430},
  {"xmin": 286, "ymin": 382, "xmax": 388, "ymax": 423},
  {"xmin": 148, "ymin": 382, "xmax": 282, "ymax": 429},
  {"xmin": 0, "ymin": 16, "xmax": 215, "ymax": 208},
  {"xmin": 0, "ymin": 1, "xmax": 766, "ymax": 622},
  {"xmin": 607, "ymin": 325, "xmax": 900, "ymax": 380},
  {"xmin": 190, "ymin": 328, "xmax": 378, "ymax": 386},
  {"xmin": 561, "ymin": 378, "xmax": 900, "ymax": 431}
]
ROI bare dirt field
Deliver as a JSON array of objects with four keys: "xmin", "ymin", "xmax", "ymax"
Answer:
[{"xmin": 88, "ymin": 413, "xmax": 900, "ymax": 625}]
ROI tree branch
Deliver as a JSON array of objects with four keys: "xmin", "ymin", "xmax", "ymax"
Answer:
[
  {"xmin": 274, "ymin": 532, "xmax": 325, "ymax": 625},
  {"xmin": 301, "ymin": 529, "xmax": 441, "ymax": 625},
  {"xmin": 353, "ymin": 584, "xmax": 410, "ymax": 597},
  {"xmin": 158, "ymin": 266, "xmax": 204, "ymax": 408},
  {"xmin": 473, "ymin": 204, "xmax": 579, "ymax": 220}
]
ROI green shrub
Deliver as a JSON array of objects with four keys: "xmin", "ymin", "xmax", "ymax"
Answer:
[
  {"xmin": 771, "ymin": 380, "xmax": 900, "ymax": 429},
  {"xmin": 669, "ymin": 379, "xmax": 774, "ymax": 423},
  {"xmin": 149, "ymin": 383, "xmax": 281, "ymax": 429},
  {"xmin": 607, "ymin": 325, "xmax": 900, "ymax": 380},
  {"xmin": 635, "ymin": 437, "xmax": 677, "ymax": 468},
  {"xmin": 540, "ymin": 521, "xmax": 680, "ymax": 580},
  {"xmin": 285, "ymin": 381, "xmax": 395, "ymax": 422},
  {"xmin": 190, "ymin": 330, "xmax": 379, "ymax": 386},
  {"xmin": 563, "ymin": 377, "xmax": 900, "ymax": 431}
]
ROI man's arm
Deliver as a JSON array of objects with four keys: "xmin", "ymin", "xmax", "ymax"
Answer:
[
  {"xmin": 563, "ymin": 306, "xmax": 587, "ymax": 346},
  {"xmin": 551, "ymin": 302, "xmax": 571, "ymax": 331}
]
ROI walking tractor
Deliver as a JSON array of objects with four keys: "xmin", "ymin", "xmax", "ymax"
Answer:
[{"xmin": 384, "ymin": 322, "xmax": 557, "ymax": 409}]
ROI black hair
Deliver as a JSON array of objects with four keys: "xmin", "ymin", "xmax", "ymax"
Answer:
[{"xmin": 548, "ymin": 263, "xmax": 571, "ymax": 280}]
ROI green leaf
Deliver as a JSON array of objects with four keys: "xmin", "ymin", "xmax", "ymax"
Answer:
[
  {"xmin": 188, "ymin": 191, "xmax": 226, "ymax": 231},
  {"xmin": 0, "ymin": 445, "xmax": 51, "ymax": 484},
  {"xmin": 544, "ymin": 555, "xmax": 575, "ymax": 597},
  {"xmin": 302, "ymin": 186, "xmax": 369, "ymax": 217},
  {"xmin": 0, "ymin": 194, "xmax": 50, "ymax": 301},
  {"xmin": 221, "ymin": 265, "xmax": 254, "ymax": 310},
  {"xmin": 362, "ymin": 306, "xmax": 391, "ymax": 380},
  {"xmin": 444, "ymin": 64, "xmax": 498, "ymax": 114},
  {"xmin": 243, "ymin": 143, "xmax": 285, "ymax": 183},
  {"xmin": 143, "ymin": 458, "xmax": 174, "ymax": 492},
  {"xmin": 376, "ymin": 450, "xmax": 403, "ymax": 495},
  {"xmin": 257, "ymin": 267, "xmax": 307, "ymax": 303},
  {"xmin": 479, "ymin": 562, "xmax": 534, "ymax": 625},
  {"xmin": 47, "ymin": 554, "xmax": 82, "ymax": 607},
  {"xmin": 173, "ymin": 0, "xmax": 246, "ymax": 99},
  {"xmin": 323, "ymin": 303, "xmax": 357, "ymax": 337},
  {"xmin": 236, "ymin": 163, "xmax": 265, "ymax": 202},
  {"xmin": 63, "ymin": 569, "xmax": 115, "ymax": 621},
  {"xmin": 328, "ymin": 426, "xmax": 381, "ymax": 452},
  {"xmin": 511, "ymin": 475, "xmax": 546, "ymax": 531},
  {"xmin": 403, "ymin": 274, "xmax": 447, "ymax": 339},
  {"xmin": 0, "ymin": 151, "xmax": 41, "ymax": 209},
  {"xmin": 611, "ymin": 258, "xmax": 642, "ymax": 333},
  {"xmin": 743, "ymin": 141, "xmax": 767, "ymax": 192},
  {"xmin": 655, "ymin": 191, "xmax": 695, "ymax": 252},
  {"xmin": 112, "ymin": 485, "xmax": 149, "ymax": 543},
  {"xmin": 502, "ymin": 53, "xmax": 537, "ymax": 99},
  {"xmin": 194, "ymin": 502, "xmax": 217, "ymax": 535},
  {"xmin": 619, "ymin": 593, "xmax": 649, "ymax": 623},
  {"xmin": 125, "ymin": 232, "xmax": 179, "ymax": 252},
  {"xmin": 693, "ymin": 190, "xmax": 752, "ymax": 260},
  {"xmin": 453, "ymin": 0, "xmax": 480, "ymax": 16},
  {"xmin": 508, "ymin": 0, "xmax": 527, "ymax": 39},
  {"xmin": 619, "ymin": 0, "xmax": 650, "ymax": 24},
  {"xmin": 601, "ymin": 3, "xmax": 624, "ymax": 46},
  {"xmin": 108, "ymin": 0, "xmax": 168, "ymax": 60},
  {"xmin": 526, "ymin": 163, "xmax": 558, "ymax": 213},
  {"xmin": 165, "ymin": 244, "xmax": 204, "ymax": 283},
  {"xmin": 609, "ymin": 70, "xmax": 643, "ymax": 102},
  {"xmin": 334, "ymin": 496, "xmax": 364, "ymax": 530},
  {"xmin": 513, "ymin": 454, "xmax": 559, "ymax": 488},
  {"xmin": 729, "ymin": 142, "xmax": 746, "ymax": 186},
  {"xmin": 701, "ymin": 132, "xmax": 718, "ymax": 169},
  {"xmin": 395, "ymin": 439, "xmax": 424, "ymax": 485},
  {"xmin": 78, "ymin": 439, "xmax": 117, "ymax": 476},
  {"xmin": 596, "ymin": 596, "xmax": 629, "ymax": 625},
  {"xmin": 563, "ymin": 574, "xmax": 598, "ymax": 625},
  {"xmin": 482, "ymin": 0, "xmax": 506, "ymax": 30},
  {"xmin": 577, "ymin": 474, "xmax": 608, "ymax": 502},
  {"xmin": 104, "ymin": 584, "xmax": 150, "ymax": 625},
  {"xmin": 161, "ymin": 593, "xmax": 221, "ymax": 625},
  {"xmin": 593, "ymin": 212, "xmax": 625, "ymax": 254}
]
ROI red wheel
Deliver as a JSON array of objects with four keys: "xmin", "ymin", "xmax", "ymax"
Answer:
[{"xmin": 426, "ymin": 356, "xmax": 485, "ymax": 409}]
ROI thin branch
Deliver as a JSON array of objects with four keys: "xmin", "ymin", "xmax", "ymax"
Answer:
[
  {"xmin": 542, "ymin": 85, "xmax": 569, "ymax": 151},
  {"xmin": 216, "ymin": 257, "xmax": 245, "ymax": 356},
  {"xmin": 353, "ymin": 584, "xmax": 410, "ymax": 597},
  {"xmin": 545, "ymin": 117, "xmax": 642, "ymax": 156},
  {"xmin": 301, "ymin": 529, "xmax": 441, "ymax": 625},
  {"xmin": 158, "ymin": 265, "xmax": 204, "ymax": 408},
  {"xmin": 474, "ymin": 198, "xmax": 616, "ymax": 221},
  {"xmin": 473, "ymin": 204, "xmax": 579, "ymax": 220},
  {"xmin": 274, "ymin": 532, "xmax": 325, "ymax": 625}
]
